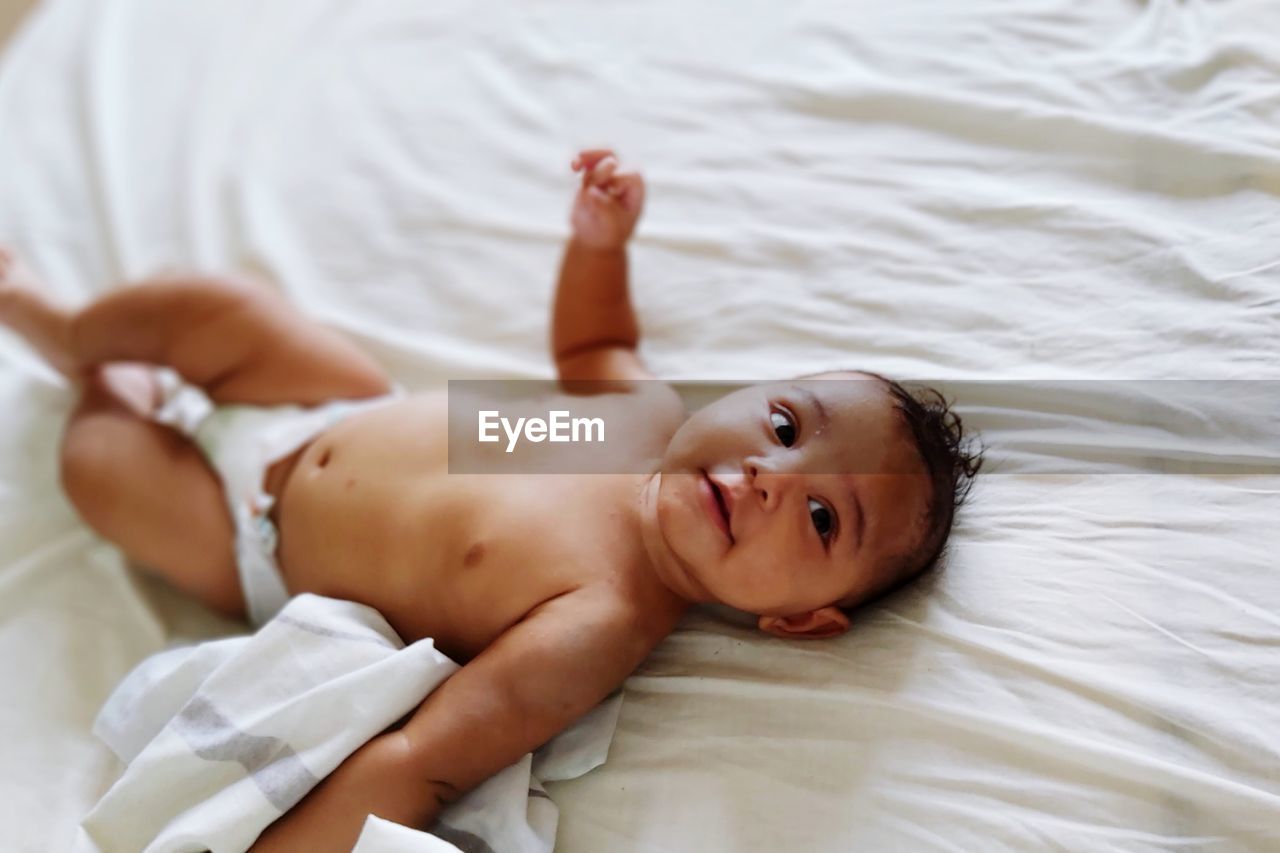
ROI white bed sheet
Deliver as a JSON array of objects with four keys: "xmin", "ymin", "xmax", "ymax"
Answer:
[{"xmin": 1, "ymin": 0, "xmax": 1278, "ymax": 850}]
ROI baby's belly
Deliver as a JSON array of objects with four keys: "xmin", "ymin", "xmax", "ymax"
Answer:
[
  {"xmin": 273, "ymin": 400, "xmax": 453, "ymax": 643},
  {"xmin": 270, "ymin": 395, "xmax": 551, "ymax": 660}
]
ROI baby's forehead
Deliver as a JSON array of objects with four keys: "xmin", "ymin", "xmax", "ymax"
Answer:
[
  {"xmin": 793, "ymin": 370, "xmax": 883, "ymax": 397},
  {"xmin": 771, "ymin": 374, "xmax": 894, "ymax": 422}
]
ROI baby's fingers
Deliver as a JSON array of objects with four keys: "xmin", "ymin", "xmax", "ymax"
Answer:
[
  {"xmin": 572, "ymin": 149, "xmax": 616, "ymax": 173},
  {"xmin": 587, "ymin": 157, "xmax": 619, "ymax": 190},
  {"xmin": 611, "ymin": 172, "xmax": 646, "ymax": 209},
  {"xmin": 574, "ymin": 185, "xmax": 612, "ymax": 213}
]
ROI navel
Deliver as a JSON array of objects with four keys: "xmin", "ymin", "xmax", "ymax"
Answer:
[{"xmin": 463, "ymin": 542, "xmax": 486, "ymax": 568}]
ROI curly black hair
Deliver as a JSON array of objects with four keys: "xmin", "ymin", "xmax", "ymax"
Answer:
[{"xmin": 848, "ymin": 371, "xmax": 984, "ymax": 609}]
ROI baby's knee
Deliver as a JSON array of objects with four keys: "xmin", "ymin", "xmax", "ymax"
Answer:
[
  {"xmin": 59, "ymin": 438, "xmax": 110, "ymax": 534},
  {"xmin": 58, "ymin": 382, "xmax": 144, "ymax": 524}
]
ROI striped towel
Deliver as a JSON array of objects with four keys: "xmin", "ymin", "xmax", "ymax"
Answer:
[{"xmin": 77, "ymin": 594, "xmax": 621, "ymax": 853}]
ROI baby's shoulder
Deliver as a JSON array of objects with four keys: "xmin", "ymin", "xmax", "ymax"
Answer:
[
  {"xmin": 587, "ymin": 381, "xmax": 686, "ymax": 438},
  {"xmin": 548, "ymin": 580, "xmax": 680, "ymax": 650},
  {"xmin": 629, "ymin": 381, "xmax": 685, "ymax": 422}
]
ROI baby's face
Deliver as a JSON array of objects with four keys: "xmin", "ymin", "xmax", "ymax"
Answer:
[{"xmin": 652, "ymin": 374, "xmax": 930, "ymax": 618}]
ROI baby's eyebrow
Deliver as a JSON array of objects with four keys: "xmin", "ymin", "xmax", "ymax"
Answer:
[
  {"xmin": 791, "ymin": 385, "xmax": 829, "ymax": 432},
  {"xmin": 846, "ymin": 484, "xmax": 866, "ymax": 558}
]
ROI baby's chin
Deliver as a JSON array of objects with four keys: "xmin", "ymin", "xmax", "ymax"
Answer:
[{"xmin": 676, "ymin": 550, "xmax": 786, "ymax": 614}]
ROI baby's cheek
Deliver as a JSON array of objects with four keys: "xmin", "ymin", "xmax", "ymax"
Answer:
[
  {"xmin": 655, "ymin": 482, "xmax": 701, "ymax": 558},
  {"xmin": 660, "ymin": 421, "xmax": 702, "ymax": 467},
  {"xmin": 716, "ymin": 552, "xmax": 780, "ymax": 610}
]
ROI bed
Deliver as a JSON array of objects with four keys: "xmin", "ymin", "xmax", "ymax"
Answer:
[{"xmin": 2, "ymin": 0, "xmax": 1278, "ymax": 849}]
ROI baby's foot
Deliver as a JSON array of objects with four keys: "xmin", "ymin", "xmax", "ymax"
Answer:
[
  {"xmin": 0, "ymin": 247, "xmax": 78, "ymax": 377},
  {"xmin": 94, "ymin": 362, "xmax": 162, "ymax": 418}
]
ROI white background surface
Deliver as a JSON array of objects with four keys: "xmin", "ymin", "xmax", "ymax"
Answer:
[{"xmin": 1, "ymin": 0, "xmax": 1278, "ymax": 850}]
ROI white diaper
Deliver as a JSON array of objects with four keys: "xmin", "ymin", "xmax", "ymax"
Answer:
[{"xmin": 151, "ymin": 369, "xmax": 400, "ymax": 626}]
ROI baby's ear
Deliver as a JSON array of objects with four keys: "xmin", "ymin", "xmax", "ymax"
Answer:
[{"xmin": 758, "ymin": 606, "xmax": 850, "ymax": 640}]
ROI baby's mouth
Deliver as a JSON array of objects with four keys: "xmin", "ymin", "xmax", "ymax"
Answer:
[{"xmin": 700, "ymin": 469, "xmax": 734, "ymax": 543}]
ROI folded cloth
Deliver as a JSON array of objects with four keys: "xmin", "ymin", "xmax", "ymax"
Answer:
[{"xmin": 76, "ymin": 594, "xmax": 622, "ymax": 853}]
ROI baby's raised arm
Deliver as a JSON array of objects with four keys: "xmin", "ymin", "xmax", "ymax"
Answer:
[
  {"xmin": 251, "ymin": 591, "xmax": 652, "ymax": 851},
  {"xmin": 552, "ymin": 149, "xmax": 654, "ymax": 385}
]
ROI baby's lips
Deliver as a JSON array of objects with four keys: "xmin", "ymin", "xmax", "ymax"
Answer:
[{"xmin": 707, "ymin": 471, "xmax": 741, "ymax": 525}]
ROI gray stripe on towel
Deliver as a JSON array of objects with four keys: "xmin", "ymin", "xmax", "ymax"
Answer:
[
  {"xmin": 172, "ymin": 694, "xmax": 319, "ymax": 812},
  {"xmin": 275, "ymin": 614, "xmax": 395, "ymax": 648},
  {"xmin": 432, "ymin": 824, "xmax": 496, "ymax": 853}
]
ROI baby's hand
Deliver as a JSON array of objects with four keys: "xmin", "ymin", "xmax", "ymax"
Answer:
[{"xmin": 569, "ymin": 149, "xmax": 646, "ymax": 250}]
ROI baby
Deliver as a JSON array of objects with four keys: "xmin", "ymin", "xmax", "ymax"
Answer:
[{"xmin": 0, "ymin": 149, "xmax": 980, "ymax": 849}]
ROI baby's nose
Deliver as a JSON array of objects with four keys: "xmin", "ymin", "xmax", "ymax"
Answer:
[{"xmin": 744, "ymin": 460, "xmax": 789, "ymax": 508}]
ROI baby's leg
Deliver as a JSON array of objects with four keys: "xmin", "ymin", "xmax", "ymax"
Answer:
[
  {"xmin": 0, "ymin": 249, "xmax": 77, "ymax": 375},
  {"xmin": 61, "ymin": 364, "xmax": 245, "ymax": 618},
  {"xmin": 2, "ymin": 250, "xmax": 391, "ymax": 618},
  {"xmin": 3, "ymin": 254, "xmax": 238, "ymax": 614},
  {"xmin": 70, "ymin": 275, "xmax": 392, "ymax": 406},
  {"xmin": 1, "ymin": 248, "xmax": 391, "ymax": 406}
]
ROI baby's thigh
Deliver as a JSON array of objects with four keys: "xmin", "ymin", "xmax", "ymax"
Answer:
[
  {"xmin": 77, "ymin": 274, "xmax": 391, "ymax": 408},
  {"xmin": 60, "ymin": 368, "xmax": 245, "ymax": 619},
  {"xmin": 172, "ymin": 279, "xmax": 393, "ymax": 407}
]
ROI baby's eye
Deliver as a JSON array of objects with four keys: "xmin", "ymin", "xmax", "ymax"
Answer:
[
  {"xmin": 770, "ymin": 409, "xmax": 797, "ymax": 447},
  {"xmin": 808, "ymin": 498, "xmax": 835, "ymax": 542}
]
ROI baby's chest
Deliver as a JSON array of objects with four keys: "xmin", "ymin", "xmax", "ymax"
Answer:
[
  {"xmin": 399, "ymin": 480, "xmax": 642, "ymax": 658},
  {"xmin": 464, "ymin": 473, "xmax": 643, "ymax": 577}
]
